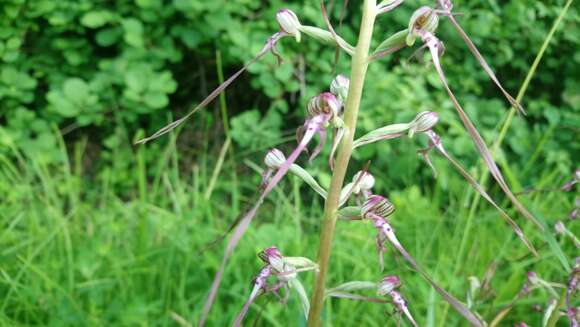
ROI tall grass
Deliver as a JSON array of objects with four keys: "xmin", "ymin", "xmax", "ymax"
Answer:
[{"xmin": 0, "ymin": 123, "xmax": 575, "ymax": 326}]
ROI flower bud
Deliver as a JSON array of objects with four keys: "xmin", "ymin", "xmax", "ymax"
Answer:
[
  {"xmin": 264, "ymin": 148, "xmax": 286, "ymax": 169},
  {"xmin": 307, "ymin": 92, "xmax": 341, "ymax": 118},
  {"xmin": 352, "ymin": 171, "xmax": 375, "ymax": 194},
  {"xmin": 406, "ymin": 6, "xmax": 439, "ymax": 46},
  {"xmin": 555, "ymin": 221, "xmax": 566, "ymax": 235},
  {"xmin": 377, "ymin": 275, "xmax": 401, "ymax": 295},
  {"xmin": 437, "ymin": 0, "xmax": 453, "ymax": 11},
  {"xmin": 362, "ymin": 195, "xmax": 395, "ymax": 218},
  {"xmin": 409, "ymin": 111, "xmax": 439, "ymax": 137},
  {"xmin": 527, "ymin": 271, "xmax": 539, "ymax": 285},
  {"xmin": 258, "ymin": 246, "xmax": 283, "ymax": 264},
  {"xmin": 276, "ymin": 9, "xmax": 302, "ymax": 42},
  {"xmin": 330, "ymin": 75, "xmax": 349, "ymax": 102}
]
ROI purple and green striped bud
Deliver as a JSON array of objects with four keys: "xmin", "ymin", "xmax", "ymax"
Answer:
[
  {"xmin": 377, "ymin": 275, "xmax": 401, "ymax": 295},
  {"xmin": 409, "ymin": 111, "xmax": 439, "ymax": 137},
  {"xmin": 276, "ymin": 9, "xmax": 302, "ymax": 42},
  {"xmin": 407, "ymin": 6, "xmax": 439, "ymax": 46},
  {"xmin": 258, "ymin": 246, "xmax": 283, "ymax": 264},
  {"xmin": 264, "ymin": 148, "xmax": 286, "ymax": 169},
  {"xmin": 527, "ymin": 271, "xmax": 539, "ymax": 285},
  {"xmin": 362, "ymin": 195, "xmax": 395, "ymax": 219},
  {"xmin": 307, "ymin": 92, "xmax": 341, "ymax": 119},
  {"xmin": 330, "ymin": 75, "xmax": 350, "ymax": 102}
]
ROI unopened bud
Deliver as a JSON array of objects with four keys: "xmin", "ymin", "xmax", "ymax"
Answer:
[
  {"xmin": 352, "ymin": 171, "xmax": 375, "ymax": 194},
  {"xmin": 527, "ymin": 271, "xmax": 539, "ymax": 285},
  {"xmin": 264, "ymin": 148, "xmax": 286, "ymax": 169},
  {"xmin": 330, "ymin": 75, "xmax": 350, "ymax": 102},
  {"xmin": 258, "ymin": 246, "xmax": 282, "ymax": 263},
  {"xmin": 276, "ymin": 9, "xmax": 302, "ymax": 42},
  {"xmin": 362, "ymin": 195, "xmax": 395, "ymax": 218},
  {"xmin": 377, "ymin": 275, "xmax": 401, "ymax": 295},
  {"xmin": 406, "ymin": 6, "xmax": 439, "ymax": 46},
  {"xmin": 307, "ymin": 92, "xmax": 341, "ymax": 118},
  {"xmin": 555, "ymin": 221, "xmax": 566, "ymax": 235},
  {"xmin": 409, "ymin": 111, "xmax": 439, "ymax": 137}
]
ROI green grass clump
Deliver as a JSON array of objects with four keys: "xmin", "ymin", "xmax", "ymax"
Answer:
[{"xmin": 0, "ymin": 131, "xmax": 576, "ymax": 326}]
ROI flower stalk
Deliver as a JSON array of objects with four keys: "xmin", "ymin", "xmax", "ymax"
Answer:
[{"xmin": 307, "ymin": 1, "xmax": 377, "ymax": 325}]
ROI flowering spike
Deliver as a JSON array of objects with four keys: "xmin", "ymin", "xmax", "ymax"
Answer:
[
  {"xmin": 276, "ymin": 9, "xmax": 302, "ymax": 42},
  {"xmin": 200, "ymin": 99, "xmax": 334, "ymax": 324},
  {"xmin": 417, "ymin": 29, "xmax": 543, "ymax": 232}
]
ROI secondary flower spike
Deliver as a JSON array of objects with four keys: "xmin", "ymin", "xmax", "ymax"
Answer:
[
  {"xmin": 200, "ymin": 93, "xmax": 338, "ymax": 326},
  {"xmin": 233, "ymin": 247, "xmax": 317, "ymax": 326},
  {"xmin": 412, "ymin": 18, "xmax": 542, "ymax": 231},
  {"xmin": 362, "ymin": 195, "xmax": 485, "ymax": 327}
]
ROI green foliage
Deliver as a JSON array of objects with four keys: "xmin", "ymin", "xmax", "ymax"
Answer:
[{"xmin": 0, "ymin": 0, "xmax": 578, "ymax": 325}]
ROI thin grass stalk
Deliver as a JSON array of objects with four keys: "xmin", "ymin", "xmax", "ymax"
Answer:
[
  {"xmin": 307, "ymin": 1, "xmax": 377, "ymax": 325},
  {"xmin": 439, "ymin": 1, "xmax": 575, "ymax": 325}
]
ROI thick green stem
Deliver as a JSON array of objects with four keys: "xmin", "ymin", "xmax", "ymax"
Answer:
[{"xmin": 307, "ymin": 2, "xmax": 376, "ymax": 326}]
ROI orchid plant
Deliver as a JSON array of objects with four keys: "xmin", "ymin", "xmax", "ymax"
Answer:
[{"xmin": 135, "ymin": 0, "xmax": 568, "ymax": 325}]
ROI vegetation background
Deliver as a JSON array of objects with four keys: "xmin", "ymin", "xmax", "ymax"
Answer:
[{"xmin": 0, "ymin": 0, "xmax": 578, "ymax": 326}]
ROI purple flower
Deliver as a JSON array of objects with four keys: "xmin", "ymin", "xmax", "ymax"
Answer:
[
  {"xmin": 232, "ymin": 265, "xmax": 275, "ymax": 327},
  {"xmin": 377, "ymin": 275, "xmax": 402, "ymax": 295}
]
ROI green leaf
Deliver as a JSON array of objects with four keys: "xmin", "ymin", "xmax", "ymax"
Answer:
[
  {"xmin": 143, "ymin": 93, "xmax": 168, "ymax": 109},
  {"xmin": 122, "ymin": 18, "xmax": 144, "ymax": 48},
  {"xmin": 63, "ymin": 78, "xmax": 89, "ymax": 104},
  {"xmin": 81, "ymin": 11, "xmax": 114, "ymax": 29}
]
